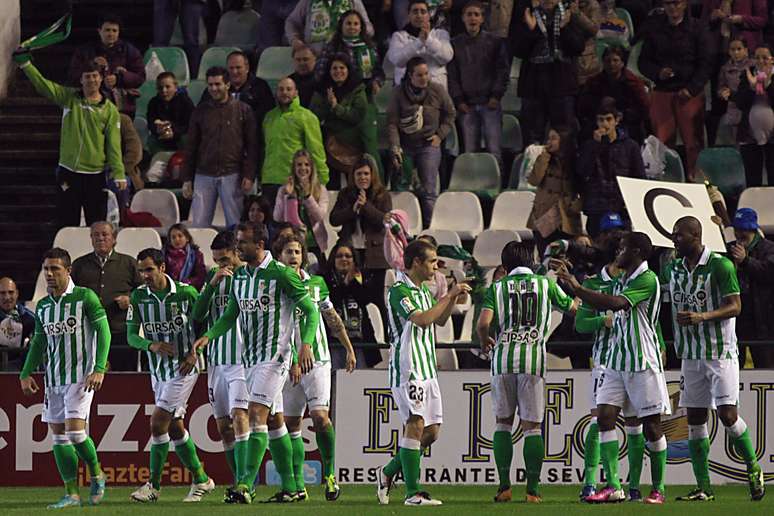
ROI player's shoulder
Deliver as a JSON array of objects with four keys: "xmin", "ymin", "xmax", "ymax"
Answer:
[
  {"xmin": 707, "ymin": 251, "xmax": 735, "ymax": 270},
  {"xmin": 308, "ymin": 274, "xmax": 328, "ymax": 288}
]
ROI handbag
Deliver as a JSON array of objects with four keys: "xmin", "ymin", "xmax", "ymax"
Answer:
[{"xmin": 326, "ymin": 134, "xmax": 361, "ymax": 172}]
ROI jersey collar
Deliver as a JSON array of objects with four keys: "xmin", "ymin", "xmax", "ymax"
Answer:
[
  {"xmin": 298, "ymin": 268, "xmax": 309, "ymax": 281},
  {"xmin": 624, "ymin": 261, "xmax": 649, "ymax": 283},
  {"xmin": 508, "ymin": 266, "xmax": 533, "ymax": 276},
  {"xmin": 396, "ymin": 270, "xmax": 419, "ymax": 289},
  {"xmin": 600, "ymin": 265, "xmax": 613, "ymax": 282},
  {"xmin": 680, "ymin": 246, "xmax": 710, "ymax": 271},
  {"xmin": 50, "ymin": 278, "xmax": 76, "ymax": 301}
]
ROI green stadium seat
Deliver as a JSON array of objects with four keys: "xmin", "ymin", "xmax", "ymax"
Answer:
[
  {"xmin": 448, "ymin": 152, "xmax": 501, "ymax": 199},
  {"xmin": 170, "ymin": 16, "xmax": 207, "ymax": 47},
  {"xmin": 373, "ymin": 85, "xmax": 393, "ymax": 114},
  {"xmin": 502, "ymin": 114, "xmax": 523, "ymax": 153},
  {"xmin": 257, "ymin": 46, "xmax": 295, "ymax": 90},
  {"xmin": 662, "ymin": 147, "xmax": 686, "ymax": 183},
  {"xmin": 445, "ymin": 123, "xmax": 460, "ymax": 157},
  {"xmin": 627, "ymin": 40, "xmax": 650, "ymax": 87},
  {"xmin": 133, "ymin": 116, "xmax": 149, "ymax": 151},
  {"xmin": 144, "ymin": 47, "xmax": 190, "ymax": 85},
  {"xmin": 135, "ymin": 81, "xmax": 159, "ymax": 121},
  {"xmin": 502, "ymin": 85, "xmax": 521, "ymax": 115},
  {"xmin": 197, "ymin": 47, "xmax": 240, "ymax": 80},
  {"xmin": 508, "ymin": 152, "xmax": 537, "ymax": 191},
  {"xmin": 214, "ymin": 8, "xmax": 261, "ymax": 49},
  {"xmin": 697, "ymin": 147, "xmax": 746, "ymax": 198},
  {"xmin": 185, "ymin": 80, "xmax": 208, "ymax": 104}
]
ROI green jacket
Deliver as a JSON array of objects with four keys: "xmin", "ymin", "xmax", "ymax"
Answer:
[
  {"xmin": 310, "ymin": 82, "xmax": 368, "ymax": 151},
  {"xmin": 21, "ymin": 62, "xmax": 124, "ymax": 179},
  {"xmin": 262, "ymin": 96, "xmax": 329, "ymax": 185}
]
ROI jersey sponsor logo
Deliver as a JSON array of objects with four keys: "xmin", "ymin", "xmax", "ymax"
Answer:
[
  {"xmin": 43, "ymin": 316, "xmax": 78, "ymax": 336},
  {"xmin": 141, "ymin": 314, "xmax": 188, "ymax": 335},
  {"xmin": 501, "ymin": 328, "xmax": 540, "ymax": 344},
  {"xmin": 672, "ymin": 290, "xmax": 708, "ymax": 307},
  {"xmin": 213, "ymin": 294, "xmax": 230, "ymax": 309},
  {"xmin": 237, "ymin": 295, "xmax": 273, "ymax": 312}
]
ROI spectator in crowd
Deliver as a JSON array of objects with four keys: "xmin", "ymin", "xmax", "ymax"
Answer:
[
  {"xmin": 163, "ymin": 223, "xmax": 207, "ymax": 290},
  {"xmin": 638, "ymin": 0, "xmax": 712, "ymax": 182},
  {"xmin": 240, "ymin": 194, "xmax": 280, "ymax": 241},
  {"xmin": 286, "ymin": 0, "xmax": 375, "ymax": 55},
  {"xmin": 732, "ymin": 43, "xmax": 774, "ymax": 187},
  {"xmin": 255, "ymin": 0, "xmax": 301, "ymax": 57},
  {"xmin": 525, "ymin": 127, "xmax": 584, "ymax": 254},
  {"xmin": 200, "ymin": 51, "xmax": 276, "ymax": 169},
  {"xmin": 147, "ymin": 72, "xmax": 195, "ymax": 155},
  {"xmin": 577, "ymin": 98, "xmax": 646, "ymax": 237},
  {"xmin": 262, "ymin": 77, "xmax": 329, "ymax": 201},
  {"xmin": 324, "ymin": 240, "xmax": 383, "ymax": 368},
  {"xmin": 154, "ymin": 0, "xmax": 206, "ymax": 78},
  {"xmin": 578, "ymin": 45, "xmax": 650, "ymax": 143},
  {"xmin": 289, "ymin": 45, "xmax": 318, "ymax": 108},
  {"xmin": 362, "ymin": 0, "xmax": 396, "ymax": 52},
  {"xmin": 575, "ymin": 0, "xmax": 603, "ymax": 86},
  {"xmin": 701, "ymin": 0, "xmax": 768, "ymax": 53},
  {"xmin": 69, "ymin": 13, "xmax": 146, "ymax": 117},
  {"xmin": 311, "ymin": 53, "xmax": 374, "ymax": 187},
  {"xmin": 71, "ymin": 221, "xmax": 142, "ymax": 371},
  {"xmin": 387, "ymin": 56, "xmax": 456, "ymax": 227},
  {"xmin": 510, "ymin": 0, "xmax": 590, "ymax": 144},
  {"xmin": 715, "ymin": 38, "xmax": 754, "ymax": 145},
  {"xmin": 447, "ymin": 1, "xmax": 510, "ymax": 170},
  {"xmin": 387, "ymin": 0, "xmax": 454, "ymax": 88},
  {"xmin": 182, "ymin": 66, "xmax": 258, "ymax": 228},
  {"xmin": 118, "ymin": 113, "xmax": 145, "ymax": 211},
  {"xmin": 487, "ymin": 0, "xmax": 516, "ymax": 37},
  {"xmin": 0, "ymin": 277, "xmax": 35, "ymax": 369},
  {"xmin": 546, "ymin": 212, "xmax": 627, "ymax": 279},
  {"xmin": 273, "ymin": 149, "xmax": 331, "ymax": 263},
  {"xmin": 330, "ymin": 154, "xmax": 392, "ymax": 279},
  {"xmin": 597, "ymin": 0, "xmax": 632, "ymax": 45},
  {"xmin": 729, "ymin": 208, "xmax": 774, "ymax": 368},
  {"xmin": 13, "ymin": 50, "xmax": 126, "ymax": 228}
]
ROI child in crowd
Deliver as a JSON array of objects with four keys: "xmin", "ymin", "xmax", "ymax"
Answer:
[
  {"xmin": 146, "ymin": 71, "xmax": 194, "ymax": 155},
  {"xmin": 717, "ymin": 38, "xmax": 754, "ymax": 144},
  {"xmin": 163, "ymin": 223, "xmax": 206, "ymax": 290}
]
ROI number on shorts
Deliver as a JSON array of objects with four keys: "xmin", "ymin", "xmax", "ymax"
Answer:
[
  {"xmin": 597, "ymin": 372, "xmax": 605, "ymax": 389},
  {"xmin": 593, "ymin": 377, "xmax": 599, "ymax": 395},
  {"xmin": 511, "ymin": 291, "xmax": 539, "ymax": 327},
  {"xmin": 679, "ymin": 375, "xmax": 685, "ymax": 391},
  {"xmin": 208, "ymin": 387, "xmax": 215, "ymax": 404},
  {"xmin": 408, "ymin": 384, "xmax": 425, "ymax": 403}
]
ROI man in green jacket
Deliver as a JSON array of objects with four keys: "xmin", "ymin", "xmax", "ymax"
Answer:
[
  {"xmin": 13, "ymin": 48, "xmax": 126, "ymax": 228},
  {"xmin": 261, "ymin": 77, "xmax": 329, "ymax": 201}
]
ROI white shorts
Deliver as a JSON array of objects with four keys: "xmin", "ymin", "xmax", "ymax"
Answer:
[
  {"xmin": 679, "ymin": 358, "xmax": 739, "ymax": 409},
  {"xmin": 246, "ymin": 361, "xmax": 288, "ymax": 410},
  {"xmin": 596, "ymin": 367, "xmax": 672, "ymax": 419},
  {"xmin": 391, "ymin": 378, "xmax": 443, "ymax": 426},
  {"xmin": 491, "ymin": 373, "xmax": 545, "ymax": 423},
  {"xmin": 589, "ymin": 365, "xmax": 604, "ymax": 408},
  {"xmin": 152, "ymin": 374, "xmax": 198, "ymax": 418},
  {"xmin": 283, "ymin": 362, "xmax": 331, "ymax": 417},
  {"xmin": 42, "ymin": 382, "xmax": 94, "ymax": 424},
  {"xmin": 208, "ymin": 364, "xmax": 249, "ymax": 419}
]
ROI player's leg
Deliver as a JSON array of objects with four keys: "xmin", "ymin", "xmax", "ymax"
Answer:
[
  {"xmin": 209, "ymin": 366, "xmax": 237, "ymax": 487},
  {"xmin": 581, "ymin": 366, "xmax": 603, "ymax": 500},
  {"xmin": 623, "ymin": 416, "xmax": 645, "ymax": 501},
  {"xmin": 49, "ymin": 421, "xmax": 82, "ymax": 508},
  {"xmin": 306, "ymin": 364, "xmax": 338, "ymax": 500},
  {"xmin": 634, "ymin": 369, "xmax": 670, "ymax": 504},
  {"xmin": 216, "ymin": 417, "xmax": 237, "ymax": 483},
  {"xmin": 676, "ymin": 359, "xmax": 714, "ymax": 501},
  {"xmin": 227, "ymin": 365, "xmax": 250, "ymax": 497},
  {"xmin": 491, "ymin": 373, "xmax": 517, "ymax": 502},
  {"xmin": 284, "ymin": 416, "xmax": 306, "ymax": 499},
  {"xmin": 266, "ymin": 409, "xmax": 298, "ymax": 499},
  {"xmin": 63, "ymin": 382, "xmax": 104, "ymax": 505},
  {"xmin": 641, "ymin": 414, "xmax": 667, "ymax": 504},
  {"xmin": 133, "ymin": 406, "xmax": 172, "ymax": 501},
  {"xmin": 401, "ymin": 415, "xmax": 427, "ymax": 502},
  {"xmin": 517, "ymin": 374, "xmax": 546, "ymax": 503}
]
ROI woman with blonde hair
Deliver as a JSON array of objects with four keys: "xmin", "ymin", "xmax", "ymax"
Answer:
[{"xmin": 274, "ymin": 149, "xmax": 330, "ymax": 262}]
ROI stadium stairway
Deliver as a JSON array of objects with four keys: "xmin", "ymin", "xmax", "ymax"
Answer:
[{"xmin": 0, "ymin": 0, "xmax": 152, "ymax": 299}]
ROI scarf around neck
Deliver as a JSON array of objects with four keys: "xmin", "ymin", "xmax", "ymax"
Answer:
[{"xmin": 531, "ymin": 3, "xmax": 568, "ymax": 64}]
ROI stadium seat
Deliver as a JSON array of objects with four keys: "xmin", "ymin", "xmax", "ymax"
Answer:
[
  {"xmin": 626, "ymin": 40, "xmax": 650, "ymax": 86},
  {"xmin": 501, "ymin": 83, "xmax": 521, "ymax": 115},
  {"xmin": 510, "ymin": 57, "xmax": 521, "ymax": 80},
  {"xmin": 373, "ymin": 85, "xmax": 393, "ymax": 114},
  {"xmin": 430, "ymin": 192, "xmax": 484, "ymax": 240},
  {"xmin": 419, "ymin": 229, "xmax": 462, "ymax": 247},
  {"xmin": 131, "ymin": 189, "xmax": 180, "ymax": 232},
  {"xmin": 170, "ymin": 15, "xmax": 207, "ymax": 47},
  {"xmin": 257, "ymin": 46, "xmax": 295, "ymax": 90},
  {"xmin": 186, "ymin": 197, "xmax": 226, "ymax": 228},
  {"xmin": 473, "ymin": 229, "xmax": 521, "ymax": 268},
  {"xmin": 390, "ymin": 191, "xmax": 422, "ymax": 236},
  {"xmin": 115, "ymin": 228, "xmax": 163, "ymax": 258},
  {"xmin": 501, "ymin": 113, "xmax": 523, "ymax": 153},
  {"xmin": 32, "ymin": 270, "xmax": 48, "ymax": 304},
  {"xmin": 383, "ymin": 58, "xmax": 395, "ymax": 82},
  {"xmin": 507, "ymin": 153, "xmax": 533, "ymax": 191},
  {"xmin": 490, "ymin": 190, "xmax": 535, "ymax": 239},
  {"xmin": 133, "ymin": 116, "xmax": 149, "ymax": 150},
  {"xmin": 448, "ymin": 152, "xmax": 501, "ymax": 199},
  {"xmin": 185, "ymin": 79, "xmax": 207, "ymax": 104},
  {"xmin": 435, "ymin": 319, "xmax": 458, "ymax": 370},
  {"xmin": 53, "ymin": 227, "xmax": 94, "ymax": 261},
  {"xmin": 214, "ymin": 8, "xmax": 261, "ymax": 49},
  {"xmin": 135, "ymin": 81, "xmax": 158, "ymax": 122},
  {"xmin": 144, "ymin": 47, "xmax": 190, "ymax": 85},
  {"xmin": 738, "ymin": 187, "xmax": 774, "ymax": 234},
  {"xmin": 546, "ymin": 352, "xmax": 572, "ymax": 370},
  {"xmin": 661, "ymin": 147, "xmax": 685, "ymax": 183},
  {"xmin": 445, "ymin": 124, "xmax": 460, "ymax": 156},
  {"xmin": 366, "ymin": 303, "xmax": 388, "ymax": 367},
  {"xmin": 188, "ymin": 228, "xmax": 218, "ymax": 268},
  {"xmin": 196, "ymin": 47, "xmax": 240, "ymax": 80},
  {"xmin": 697, "ymin": 147, "xmax": 746, "ymax": 198}
]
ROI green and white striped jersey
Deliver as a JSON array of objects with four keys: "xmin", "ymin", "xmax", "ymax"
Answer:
[
  {"xmin": 32, "ymin": 280, "xmax": 108, "ymax": 387},
  {"xmin": 607, "ymin": 262, "xmax": 663, "ymax": 372},
  {"xmin": 661, "ymin": 247, "xmax": 739, "ymax": 360},
  {"xmin": 387, "ymin": 271, "xmax": 437, "ymax": 387},
  {"xmin": 196, "ymin": 267, "xmax": 242, "ymax": 366},
  {"xmin": 575, "ymin": 267, "xmax": 618, "ymax": 367},
  {"xmin": 127, "ymin": 276, "xmax": 199, "ymax": 382},
  {"xmin": 205, "ymin": 252, "xmax": 315, "ymax": 368},
  {"xmin": 293, "ymin": 270, "xmax": 332, "ymax": 364},
  {"xmin": 482, "ymin": 267, "xmax": 574, "ymax": 377}
]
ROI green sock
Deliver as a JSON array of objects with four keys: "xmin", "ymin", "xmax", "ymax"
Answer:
[
  {"xmin": 599, "ymin": 431, "xmax": 621, "ymax": 490},
  {"xmin": 492, "ymin": 429, "xmax": 513, "ymax": 489},
  {"xmin": 150, "ymin": 438, "xmax": 170, "ymax": 490},
  {"xmin": 316, "ymin": 424, "xmax": 336, "ymax": 478},
  {"xmin": 732, "ymin": 428, "xmax": 759, "ymax": 471},
  {"xmin": 52, "ymin": 443, "xmax": 79, "ymax": 496},
  {"xmin": 174, "ymin": 432, "xmax": 208, "ymax": 484},
  {"xmin": 383, "ymin": 454, "xmax": 402, "ymax": 478},
  {"xmin": 583, "ymin": 422, "xmax": 600, "ymax": 487},
  {"xmin": 224, "ymin": 446, "xmax": 237, "ymax": 485},
  {"xmin": 291, "ymin": 432, "xmax": 306, "ymax": 489},
  {"xmin": 523, "ymin": 433, "xmax": 544, "ymax": 495},
  {"xmin": 240, "ymin": 429, "xmax": 268, "ymax": 488},
  {"xmin": 626, "ymin": 429, "xmax": 645, "ymax": 491},
  {"xmin": 234, "ymin": 435, "xmax": 249, "ymax": 483},
  {"xmin": 688, "ymin": 436, "xmax": 711, "ymax": 492},
  {"xmin": 647, "ymin": 438, "xmax": 667, "ymax": 494},
  {"xmin": 70, "ymin": 432, "xmax": 101, "ymax": 478},
  {"xmin": 399, "ymin": 443, "xmax": 422, "ymax": 498},
  {"xmin": 268, "ymin": 430, "xmax": 296, "ymax": 493}
]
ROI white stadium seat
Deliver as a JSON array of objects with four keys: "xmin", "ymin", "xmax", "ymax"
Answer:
[
  {"xmin": 473, "ymin": 229, "xmax": 521, "ymax": 268},
  {"xmin": 490, "ymin": 190, "xmax": 535, "ymax": 239},
  {"xmin": 130, "ymin": 189, "xmax": 180, "ymax": 233},
  {"xmin": 430, "ymin": 192, "xmax": 484, "ymax": 240},
  {"xmin": 390, "ymin": 191, "xmax": 423, "ymax": 236},
  {"xmin": 32, "ymin": 269, "xmax": 48, "ymax": 304},
  {"xmin": 188, "ymin": 228, "xmax": 219, "ymax": 268},
  {"xmin": 419, "ymin": 229, "xmax": 462, "ymax": 247},
  {"xmin": 53, "ymin": 227, "xmax": 94, "ymax": 261},
  {"xmin": 367, "ymin": 303, "xmax": 389, "ymax": 369},
  {"xmin": 738, "ymin": 187, "xmax": 774, "ymax": 234},
  {"xmin": 115, "ymin": 228, "xmax": 163, "ymax": 258}
]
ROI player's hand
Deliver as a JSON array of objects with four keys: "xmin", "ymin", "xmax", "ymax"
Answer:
[
  {"xmin": 299, "ymin": 344, "xmax": 314, "ymax": 374},
  {"xmin": 20, "ymin": 376, "xmax": 39, "ymax": 396},
  {"xmin": 677, "ymin": 311, "xmax": 705, "ymax": 326},
  {"xmin": 449, "ymin": 282, "xmax": 472, "ymax": 303},
  {"xmin": 210, "ymin": 266, "xmax": 233, "ymax": 287},
  {"xmin": 481, "ymin": 335, "xmax": 496, "ymax": 354},
  {"xmin": 192, "ymin": 335, "xmax": 209, "ymax": 352},
  {"xmin": 555, "ymin": 263, "xmax": 580, "ymax": 290},
  {"xmin": 345, "ymin": 351, "xmax": 357, "ymax": 372},
  {"xmin": 290, "ymin": 363, "xmax": 302, "ymax": 385},
  {"xmin": 150, "ymin": 341, "xmax": 175, "ymax": 357},
  {"xmin": 12, "ymin": 46, "xmax": 31, "ymax": 65},
  {"xmin": 114, "ymin": 295, "xmax": 130, "ymax": 310},
  {"xmin": 603, "ymin": 310, "xmax": 614, "ymax": 328},
  {"xmin": 85, "ymin": 372, "xmax": 105, "ymax": 392},
  {"xmin": 179, "ymin": 351, "xmax": 198, "ymax": 375}
]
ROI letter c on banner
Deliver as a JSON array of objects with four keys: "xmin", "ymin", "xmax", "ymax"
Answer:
[{"xmin": 643, "ymin": 188, "xmax": 693, "ymax": 239}]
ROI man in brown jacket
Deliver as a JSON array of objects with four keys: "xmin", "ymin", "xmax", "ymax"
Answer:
[{"xmin": 182, "ymin": 66, "xmax": 258, "ymax": 228}]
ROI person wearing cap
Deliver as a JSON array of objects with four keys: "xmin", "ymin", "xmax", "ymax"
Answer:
[
  {"xmin": 577, "ymin": 97, "xmax": 645, "ymax": 238},
  {"xmin": 729, "ymin": 208, "xmax": 774, "ymax": 368}
]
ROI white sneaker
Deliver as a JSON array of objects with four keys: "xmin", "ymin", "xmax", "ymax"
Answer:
[
  {"xmin": 404, "ymin": 491, "xmax": 442, "ymax": 506},
  {"xmin": 377, "ymin": 466, "xmax": 392, "ymax": 505},
  {"xmin": 131, "ymin": 482, "xmax": 159, "ymax": 503},
  {"xmin": 183, "ymin": 477, "xmax": 215, "ymax": 502}
]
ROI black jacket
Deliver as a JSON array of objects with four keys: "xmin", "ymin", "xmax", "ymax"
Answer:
[
  {"xmin": 736, "ymin": 235, "xmax": 774, "ymax": 339},
  {"xmin": 147, "ymin": 91, "xmax": 195, "ymax": 149},
  {"xmin": 447, "ymin": 30, "xmax": 510, "ymax": 105},
  {"xmin": 289, "ymin": 71, "xmax": 316, "ymax": 108}
]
